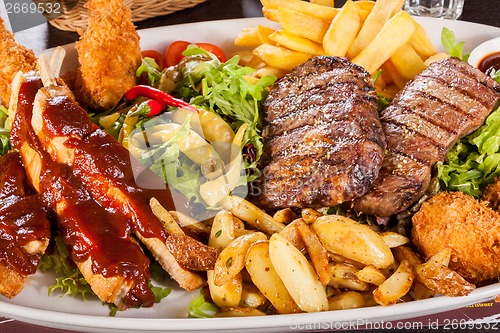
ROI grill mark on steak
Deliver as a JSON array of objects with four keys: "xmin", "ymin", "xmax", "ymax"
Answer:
[
  {"xmin": 254, "ymin": 56, "xmax": 385, "ymax": 210},
  {"xmin": 351, "ymin": 58, "xmax": 500, "ymax": 217}
]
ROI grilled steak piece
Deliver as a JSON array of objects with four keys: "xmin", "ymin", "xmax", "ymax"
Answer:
[
  {"xmin": 352, "ymin": 57, "xmax": 500, "ymax": 217},
  {"xmin": 255, "ymin": 56, "xmax": 386, "ymax": 210}
]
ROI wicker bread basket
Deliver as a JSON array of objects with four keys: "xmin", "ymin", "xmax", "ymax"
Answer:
[{"xmin": 49, "ymin": 0, "xmax": 207, "ymax": 31}]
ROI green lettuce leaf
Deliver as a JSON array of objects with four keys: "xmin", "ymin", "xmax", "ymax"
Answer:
[
  {"xmin": 441, "ymin": 27, "xmax": 470, "ymax": 62},
  {"xmin": 136, "ymin": 57, "xmax": 163, "ymax": 87},
  {"xmin": 187, "ymin": 290, "xmax": 218, "ymax": 318},
  {"xmin": 0, "ymin": 105, "xmax": 11, "ymax": 156},
  {"xmin": 438, "ymin": 106, "xmax": 500, "ymax": 197}
]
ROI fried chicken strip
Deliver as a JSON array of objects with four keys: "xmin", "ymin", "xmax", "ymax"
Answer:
[
  {"xmin": 0, "ymin": 18, "xmax": 37, "ymax": 105},
  {"xmin": 9, "ymin": 71, "xmax": 155, "ymax": 310},
  {"xmin": 412, "ymin": 191, "xmax": 500, "ymax": 285},
  {"xmin": 73, "ymin": 0, "xmax": 142, "ymax": 110},
  {"xmin": 32, "ymin": 81, "xmax": 213, "ymax": 291},
  {"xmin": 0, "ymin": 151, "xmax": 50, "ymax": 298}
]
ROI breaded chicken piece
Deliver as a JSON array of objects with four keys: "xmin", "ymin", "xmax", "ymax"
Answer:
[
  {"xmin": 412, "ymin": 191, "xmax": 500, "ymax": 285},
  {"xmin": 482, "ymin": 178, "xmax": 500, "ymax": 210},
  {"xmin": 73, "ymin": 0, "xmax": 141, "ymax": 111},
  {"xmin": 0, "ymin": 18, "xmax": 37, "ymax": 105}
]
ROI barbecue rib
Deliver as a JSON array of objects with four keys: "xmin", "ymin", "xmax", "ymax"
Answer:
[
  {"xmin": 31, "ymin": 82, "xmax": 215, "ymax": 290},
  {"xmin": 0, "ymin": 151, "xmax": 51, "ymax": 298},
  {"xmin": 9, "ymin": 72, "xmax": 155, "ymax": 309},
  {"xmin": 352, "ymin": 57, "xmax": 500, "ymax": 217},
  {"xmin": 255, "ymin": 56, "xmax": 385, "ymax": 210}
]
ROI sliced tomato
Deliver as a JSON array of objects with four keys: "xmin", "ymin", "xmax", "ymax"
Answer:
[
  {"xmin": 164, "ymin": 40, "xmax": 191, "ymax": 68},
  {"xmin": 164, "ymin": 40, "xmax": 227, "ymax": 67},
  {"xmin": 195, "ymin": 43, "xmax": 227, "ymax": 63},
  {"xmin": 141, "ymin": 50, "xmax": 164, "ymax": 70}
]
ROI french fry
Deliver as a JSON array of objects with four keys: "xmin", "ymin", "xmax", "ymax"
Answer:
[
  {"xmin": 257, "ymin": 25, "xmax": 276, "ymax": 45},
  {"xmin": 277, "ymin": 6, "xmax": 330, "ymax": 43},
  {"xmin": 424, "ymin": 52, "xmax": 449, "ymax": 66},
  {"xmin": 253, "ymin": 43, "xmax": 312, "ymax": 71},
  {"xmin": 323, "ymin": 0, "xmax": 362, "ymax": 57},
  {"xmin": 269, "ymin": 30, "xmax": 324, "ymax": 56},
  {"xmin": 373, "ymin": 260, "xmax": 414, "ymax": 306},
  {"xmin": 355, "ymin": 0, "xmax": 376, "ymax": 21},
  {"xmin": 352, "ymin": 11, "xmax": 416, "ymax": 74},
  {"xmin": 263, "ymin": 0, "xmax": 337, "ymax": 21},
  {"xmin": 245, "ymin": 241, "xmax": 301, "ymax": 314},
  {"xmin": 269, "ymin": 233, "xmax": 329, "ymax": 312},
  {"xmin": 296, "ymin": 219, "xmax": 330, "ymax": 286},
  {"xmin": 213, "ymin": 232, "xmax": 267, "ymax": 286},
  {"xmin": 311, "ymin": 0, "xmax": 334, "ymax": 6},
  {"xmin": 347, "ymin": 0, "xmax": 405, "ymax": 58},
  {"xmin": 253, "ymin": 66, "xmax": 289, "ymax": 79},
  {"xmin": 328, "ymin": 291, "xmax": 366, "ymax": 310},
  {"xmin": 262, "ymin": 7, "xmax": 279, "ymax": 22},
  {"xmin": 207, "ymin": 270, "xmax": 243, "ymax": 307},
  {"xmin": 355, "ymin": 265, "xmax": 387, "ymax": 286},
  {"xmin": 380, "ymin": 60, "xmax": 408, "ymax": 89},
  {"xmin": 234, "ymin": 26, "xmax": 262, "ymax": 47},
  {"xmin": 221, "ymin": 195, "xmax": 285, "ymax": 234},
  {"xmin": 380, "ymin": 231, "xmax": 410, "ymax": 248},
  {"xmin": 390, "ymin": 43, "xmax": 427, "ymax": 81},
  {"xmin": 409, "ymin": 20, "xmax": 438, "ymax": 60},
  {"xmin": 311, "ymin": 215, "xmax": 395, "ymax": 268},
  {"xmin": 328, "ymin": 263, "xmax": 369, "ymax": 291}
]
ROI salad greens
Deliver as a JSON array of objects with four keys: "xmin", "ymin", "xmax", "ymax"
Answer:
[
  {"xmin": 438, "ymin": 105, "xmax": 500, "ymax": 197},
  {"xmin": 441, "ymin": 27, "xmax": 470, "ymax": 61},
  {"xmin": 187, "ymin": 290, "xmax": 218, "ymax": 318},
  {"xmin": 0, "ymin": 105, "xmax": 10, "ymax": 156}
]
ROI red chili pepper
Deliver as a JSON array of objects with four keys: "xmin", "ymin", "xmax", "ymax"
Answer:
[
  {"xmin": 125, "ymin": 85, "xmax": 198, "ymax": 114},
  {"xmin": 129, "ymin": 99, "xmax": 163, "ymax": 117}
]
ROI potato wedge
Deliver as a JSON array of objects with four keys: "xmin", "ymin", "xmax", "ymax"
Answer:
[
  {"xmin": 355, "ymin": 265, "xmax": 386, "ymax": 286},
  {"xmin": 328, "ymin": 291, "xmax": 366, "ymax": 310},
  {"xmin": 373, "ymin": 260, "xmax": 414, "ymax": 306},
  {"xmin": 216, "ymin": 306, "xmax": 266, "ymax": 317},
  {"xmin": 207, "ymin": 270, "xmax": 243, "ymax": 307},
  {"xmin": 323, "ymin": 0, "xmax": 362, "ymax": 57},
  {"xmin": 277, "ymin": 6, "xmax": 330, "ymax": 43},
  {"xmin": 328, "ymin": 263, "xmax": 369, "ymax": 291},
  {"xmin": 311, "ymin": 215, "xmax": 395, "ymax": 268},
  {"xmin": 240, "ymin": 283, "xmax": 268, "ymax": 308},
  {"xmin": 150, "ymin": 198, "xmax": 184, "ymax": 236},
  {"xmin": 272, "ymin": 207, "xmax": 298, "ymax": 224},
  {"xmin": 209, "ymin": 210, "xmax": 236, "ymax": 250},
  {"xmin": 301, "ymin": 208, "xmax": 323, "ymax": 224},
  {"xmin": 269, "ymin": 30, "xmax": 324, "ymax": 56},
  {"xmin": 269, "ymin": 233, "xmax": 328, "ymax": 312},
  {"xmin": 392, "ymin": 245, "xmax": 424, "ymax": 269},
  {"xmin": 213, "ymin": 232, "xmax": 268, "ymax": 286},
  {"xmin": 352, "ymin": 10, "xmax": 416, "ymax": 74},
  {"xmin": 347, "ymin": 0, "xmax": 405, "ymax": 58},
  {"xmin": 169, "ymin": 210, "xmax": 210, "ymax": 234},
  {"xmin": 221, "ymin": 195, "xmax": 285, "ymax": 234},
  {"xmin": 427, "ymin": 247, "xmax": 452, "ymax": 266},
  {"xmin": 296, "ymin": 219, "xmax": 330, "ymax": 286},
  {"xmin": 245, "ymin": 241, "xmax": 301, "ymax": 314},
  {"xmin": 380, "ymin": 231, "xmax": 410, "ymax": 248},
  {"xmin": 279, "ymin": 219, "xmax": 306, "ymax": 251},
  {"xmin": 415, "ymin": 261, "xmax": 475, "ymax": 297}
]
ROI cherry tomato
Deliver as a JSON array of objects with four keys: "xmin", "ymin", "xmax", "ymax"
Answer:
[
  {"xmin": 141, "ymin": 50, "xmax": 164, "ymax": 70},
  {"xmin": 164, "ymin": 40, "xmax": 227, "ymax": 67}
]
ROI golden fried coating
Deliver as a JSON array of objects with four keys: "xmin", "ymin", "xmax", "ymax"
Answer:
[
  {"xmin": 412, "ymin": 191, "xmax": 500, "ymax": 285},
  {"xmin": 0, "ymin": 18, "xmax": 37, "ymax": 105},
  {"xmin": 73, "ymin": 0, "xmax": 141, "ymax": 111},
  {"xmin": 482, "ymin": 178, "xmax": 500, "ymax": 210}
]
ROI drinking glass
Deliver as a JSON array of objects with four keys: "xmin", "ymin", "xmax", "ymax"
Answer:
[{"xmin": 404, "ymin": 0, "xmax": 465, "ymax": 19}]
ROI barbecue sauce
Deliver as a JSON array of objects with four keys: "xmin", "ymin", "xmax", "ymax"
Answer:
[
  {"xmin": 0, "ymin": 152, "xmax": 51, "ymax": 275},
  {"xmin": 42, "ymin": 94, "xmax": 176, "ymax": 241},
  {"xmin": 478, "ymin": 52, "xmax": 500, "ymax": 74},
  {"xmin": 9, "ymin": 73, "xmax": 155, "ymax": 309}
]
